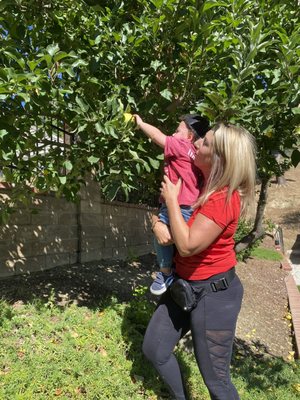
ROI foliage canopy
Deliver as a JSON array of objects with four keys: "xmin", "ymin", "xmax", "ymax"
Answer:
[{"xmin": 0, "ymin": 0, "xmax": 299, "ymax": 219}]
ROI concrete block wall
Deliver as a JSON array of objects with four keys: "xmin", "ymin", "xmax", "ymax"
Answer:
[
  {"xmin": 0, "ymin": 179, "xmax": 155, "ymax": 278},
  {"xmin": 78, "ymin": 177, "xmax": 154, "ymax": 263},
  {"xmin": 0, "ymin": 193, "xmax": 79, "ymax": 277}
]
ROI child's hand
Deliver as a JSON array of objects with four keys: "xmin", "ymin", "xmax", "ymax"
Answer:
[
  {"xmin": 133, "ymin": 114, "xmax": 143, "ymax": 128},
  {"xmin": 152, "ymin": 215, "xmax": 174, "ymax": 245}
]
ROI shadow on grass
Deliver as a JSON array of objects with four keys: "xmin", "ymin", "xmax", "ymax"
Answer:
[
  {"xmin": 0, "ymin": 253, "xmax": 157, "ymax": 308},
  {"xmin": 232, "ymin": 338, "xmax": 298, "ymax": 392},
  {"xmin": 120, "ymin": 291, "xmax": 194, "ymax": 400},
  {"xmin": 0, "ymin": 253, "xmax": 195, "ymax": 399},
  {"xmin": 159, "ymin": 331, "xmax": 299, "ymax": 397},
  {"xmin": 1, "ymin": 254, "xmax": 298, "ymax": 398},
  {"xmin": 0, "ymin": 254, "xmax": 185, "ymax": 398}
]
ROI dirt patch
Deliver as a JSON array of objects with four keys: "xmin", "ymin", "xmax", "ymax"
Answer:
[
  {"xmin": 0, "ymin": 165, "xmax": 299, "ymax": 360},
  {"xmin": 236, "ymin": 246, "xmax": 293, "ymax": 359}
]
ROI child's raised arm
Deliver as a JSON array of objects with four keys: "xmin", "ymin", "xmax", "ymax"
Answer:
[{"xmin": 134, "ymin": 114, "xmax": 166, "ymax": 148}]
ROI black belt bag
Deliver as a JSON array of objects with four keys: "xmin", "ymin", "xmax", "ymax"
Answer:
[{"xmin": 170, "ymin": 268, "xmax": 236, "ymax": 312}]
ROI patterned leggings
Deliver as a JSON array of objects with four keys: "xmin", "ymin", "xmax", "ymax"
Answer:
[{"xmin": 142, "ymin": 274, "xmax": 243, "ymax": 400}]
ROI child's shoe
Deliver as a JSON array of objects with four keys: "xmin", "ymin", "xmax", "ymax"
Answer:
[{"xmin": 150, "ymin": 271, "xmax": 174, "ymax": 295}]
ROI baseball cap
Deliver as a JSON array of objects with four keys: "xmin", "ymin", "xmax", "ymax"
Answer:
[{"xmin": 181, "ymin": 114, "xmax": 210, "ymax": 139}]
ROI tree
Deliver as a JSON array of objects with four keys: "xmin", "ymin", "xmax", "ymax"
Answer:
[
  {"xmin": 181, "ymin": 0, "xmax": 300, "ymax": 249},
  {"xmin": 1, "ymin": 0, "xmax": 299, "ymax": 251}
]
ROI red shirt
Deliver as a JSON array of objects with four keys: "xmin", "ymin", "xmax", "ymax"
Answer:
[
  {"xmin": 174, "ymin": 189, "xmax": 240, "ymax": 280},
  {"xmin": 159, "ymin": 136, "xmax": 201, "ymax": 206}
]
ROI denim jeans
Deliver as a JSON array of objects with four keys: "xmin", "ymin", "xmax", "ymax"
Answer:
[{"xmin": 154, "ymin": 204, "xmax": 193, "ymax": 269}]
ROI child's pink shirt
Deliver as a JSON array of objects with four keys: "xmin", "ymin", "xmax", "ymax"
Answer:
[{"xmin": 160, "ymin": 136, "xmax": 201, "ymax": 206}]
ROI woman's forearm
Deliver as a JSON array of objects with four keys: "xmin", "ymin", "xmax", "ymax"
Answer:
[{"xmin": 166, "ymin": 198, "xmax": 191, "ymax": 256}]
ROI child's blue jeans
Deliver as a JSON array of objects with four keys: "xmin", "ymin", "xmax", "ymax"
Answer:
[{"xmin": 154, "ymin": 204, "xmax": 193, "ymax": 269}]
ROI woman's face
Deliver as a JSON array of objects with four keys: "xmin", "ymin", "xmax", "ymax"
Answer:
[{"xmin": 194, "ymin": 130, "xmax": 214, "ymax": 171}]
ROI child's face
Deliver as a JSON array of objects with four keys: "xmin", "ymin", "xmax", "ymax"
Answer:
[
  {"xmin": 194, "ymin": 130, "xmax": 214, "ymax": 170},
  {"xmin": 172, "ymin": 121, "xmax": 194, "ymax": 141}
]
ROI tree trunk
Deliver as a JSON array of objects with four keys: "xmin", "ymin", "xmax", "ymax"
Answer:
[{"xmin": 235, "ymin": 177, "xmax": 271, "ymax": 253}]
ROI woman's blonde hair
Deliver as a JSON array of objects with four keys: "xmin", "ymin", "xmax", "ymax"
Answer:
[{"xmin": 194, "ymin": 122, "xmax": 257, "ymax": 217}]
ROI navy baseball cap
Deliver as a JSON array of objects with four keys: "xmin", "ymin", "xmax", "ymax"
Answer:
[{"xmin": 181, "ymin": 114, "xmax": 210, "ymax": 139}]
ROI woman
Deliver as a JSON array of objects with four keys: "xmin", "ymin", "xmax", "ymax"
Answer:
[{"xmin": 142, "ymin": 122, "xmax": 257, "ymax": 400}]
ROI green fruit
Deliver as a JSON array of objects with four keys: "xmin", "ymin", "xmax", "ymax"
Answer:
[{"xmin": 123, "ymin": 113, "xmax": 134, "ymax": 124}]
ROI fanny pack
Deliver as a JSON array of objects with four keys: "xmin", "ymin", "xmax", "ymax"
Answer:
[{"xmin": 170, "ymin": 268, "xmax": 236, "ymax": 312}]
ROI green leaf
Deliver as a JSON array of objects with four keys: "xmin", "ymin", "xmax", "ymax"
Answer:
[
  {"xmin": 143, "ymin": 161, "xmax": 151, "ymax": 173},
  {"xmin": 88, "ymin": 156, "xmax": 100, "ymax": 164},
  {"xmin": 54, "ymin": 52, "xmax": 72, "ymax": 62},
  {"xmin": 254, "ymin": 89, "xmax": 265, "ymax": 96},
  {"xmin": 251, "ymin": 20, "xmax": 263, "ymax": 44},
  {"xmin": 72, "ymin": 59, "xmax": 89, "ymax": 68},
  {"xmin": 17, "ymin": 93, "xmax": 30, "ymax": 102},
  {"xmin": 150, "ymin": 60, "xmax": 163, "ymax": 71},
  {"xmin": 129, "ymin": 150, "xmax": 140, "ymax": 160},
  {"xmin": 27, "ymin": 60, "xmax": 40, "ymax": 71},
  {"xmin": 205, "ymin": 92, "xmax": 224, "ymax": 108},
  {"xmin": 240, "ymin": 66, "xmax": 256, "ymax": 80},
  {"xmin": 202, "ymin": 1, "xmax": 228, "ymax": 12},
  {"xmin": 148, "ymin": 157, "xmax": 160, "ymax": 169},
  {"xmin": 160, "ymin": 89, "xmax": 172, "ymax": 101},
  {"xmin": 75, "ymin": 96, "xmax": 89, "ymax": 112},
  {"xmin": 46, "ymin": 44, "xmax": 60, "ymax": 57},
  {"xmin": 40, "ymin": 54, "xmax": 52, "ymax": 67},
  {"xmin": 65, "ymin": 67, "xmax": 76, "ymax": 77},
  {"xmin": 95, "ymin": 122, "xmax": 103, "ymax": 133},
  {"xmin": 109, "ymin": 168, "xmax": 121, "ymax": 174},
  {"xmin": 0, "ymin": 129, "xmax": 9, "ymax": 139},
  {"xmin": 291, "ymin": 149, "xmax": 300, "ymax": 167},
  {"xmin": 63, "ymin": 160, "xmax": 73, "ymax": 170},
  {"xmin": 58, "ymin": 176, "xmax": 67, "ymax": 184},
  {"xmin": 105, "ymin": 124, "xmax": 118, "ymax": 138},
  {"xmin": 150, "ymin": 0, "xmax": 163, "ymax": 8},
  {"xmin": 271, "ymin": 69, "xmax": 281, "ymax": 85}
]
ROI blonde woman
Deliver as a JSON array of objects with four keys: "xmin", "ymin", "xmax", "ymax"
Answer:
[{"xmin": 143, "ymin": 123, "xmax": 257, "ymax": 400}]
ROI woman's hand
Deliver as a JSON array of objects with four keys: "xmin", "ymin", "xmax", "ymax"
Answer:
[
  {"xmin": 151, "ymin": 214, "xmax": 174, "ymax": 246},
  {"xmin": 160, "ymin": 175, "xmax": 181, "ymax": 205}
]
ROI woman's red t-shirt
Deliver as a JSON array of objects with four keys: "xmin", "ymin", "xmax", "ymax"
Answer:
[{"xmin": 174, "ymin": 189, "xmax": 240, "ymax": 280}]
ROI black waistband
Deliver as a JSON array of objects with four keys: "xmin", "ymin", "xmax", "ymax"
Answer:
[{"xmin": 180, "ymin": 267, "xmax": 236, "ymax": 293}]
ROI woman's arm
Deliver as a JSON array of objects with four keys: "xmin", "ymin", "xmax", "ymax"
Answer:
[{"xmin": 161, "ymin": 176, "xmax": 223, "ymax": 257}]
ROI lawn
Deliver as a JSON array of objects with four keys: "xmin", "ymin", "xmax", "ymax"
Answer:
[
  {"xmin": 250, "ymin": 246, "xmax": 283, "ymax": 261},
  {"xmin": 0, "ymin": 289, "xmax": 299, "ymax": 400}
]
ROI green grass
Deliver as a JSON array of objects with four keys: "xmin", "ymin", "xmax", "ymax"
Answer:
[
  {"xmin": 0, "ymin": 291, "xmax": 299, "ymax": 400},
  {"xmin": 251, "ymin": 246, "xmax": 283, "ymax": 261}
]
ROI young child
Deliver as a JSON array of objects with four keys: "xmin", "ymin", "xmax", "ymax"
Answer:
[{"xmin": 134, "ymin": 113, "xmax": 210, "ymax": 295}]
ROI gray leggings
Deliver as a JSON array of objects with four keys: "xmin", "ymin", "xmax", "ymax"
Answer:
[{"xmin": 142, "ymin": 274, "xmax": 243, "ymax": 400}]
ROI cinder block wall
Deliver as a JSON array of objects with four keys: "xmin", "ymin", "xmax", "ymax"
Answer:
[
  {"xmin": 79, "ymin": 177, "xmax": 154, "ymax": 263},
  {"xmin": 0, "ymin": 179, "xmax": 155, "ymax": 278}
]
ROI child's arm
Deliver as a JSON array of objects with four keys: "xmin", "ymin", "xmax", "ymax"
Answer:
[{"xmin": 134, "ymin": 114, "xmax": 166, "ymax": 148}]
